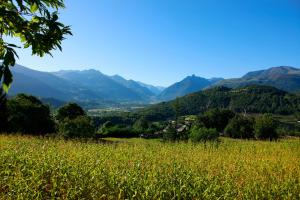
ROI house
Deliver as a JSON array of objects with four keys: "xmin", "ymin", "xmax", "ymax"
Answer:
[{"xmin": 176, "ymin": 125, "xmax": 188, "ymax": 133}]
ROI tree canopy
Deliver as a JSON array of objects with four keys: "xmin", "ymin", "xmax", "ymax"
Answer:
[
  {"xmin": 225, "ymin": 115, "xmax": 255, "ymax": 139},
  {"xmin": 7, "ymin": 93, "xmax": 55, "ymax": 134},
  {"xmin": 255, "ymin": 114, "xmax": 278, "ymax": 140},
  {"xmin": 0, "ymin": 0, "xmax": 71, "ymax": 91},
  {"xmin": 56, "ymin": 103, "xmax": 86, "ymax": 122}
]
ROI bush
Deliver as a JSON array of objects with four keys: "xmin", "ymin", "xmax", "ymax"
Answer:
[
  {"xmin": 225, "ymin": 115, "xmax": 255, "ymax": 139},
  {"xmin": 97, "ymin": 123, "xmax": 138, "ymax": 138},
  {"xmin": 189, "ymin": 126, "xmax": 219, "ymax": 143},
  {"xmin": 255, "ymin": 114, "xmax": 278, "ymax": 140},
  {"xmin": 59, "ymin": 116, "xmax": 95, "ymax": 138},
  {"xmin": 7, "ymin": 94, "xmax": 55, "ymax": 134}
]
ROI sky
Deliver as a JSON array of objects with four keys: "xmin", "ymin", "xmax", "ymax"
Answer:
[{"xmin": 10, "ymin": 0, "xmax": 300, "ymax": 87}]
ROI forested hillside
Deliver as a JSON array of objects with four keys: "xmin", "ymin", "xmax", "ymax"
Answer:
[{"xmin": 140, "ymin": 85, "xmax": 300, "ymax": 121}]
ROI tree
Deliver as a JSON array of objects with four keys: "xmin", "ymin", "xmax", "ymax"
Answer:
[
  {"xmin": 198, "ymin": 109, "xmax": 235, "ymax": 132},
  {"xmin": 0, "ymin": 0, "xmax": 71, "ymax": 91},
  {"xmin": 7, "ymin": 94, "xmax": 55, "ymax": 134},
  {"xmin": 0, "ymin": 88, "xmax": 8, "ymax": 132},
  {"xmin": 225, "ymin": 115, "xmax": 254, "ymax": 139},
  {"xmin": 133, "ymin": 117, "xmax": 149, "ymax": 133},
  {"xmin": 56, "ymin": 103, "xmax": 96, "ymax": 138},
  {"xmin": 59, "ymin": 116, "xmax": 95, "ymax": 138},
  {"xmin": 189, "ymin": 126, "xmax": 219, "ymax": 143},
  {"xmin": 56, "ymin": 103, "xmax": 85, "ymax": 122},
  {"xmin": 254, "ymin": 114, "xmax": 278, "ymax": 141}
]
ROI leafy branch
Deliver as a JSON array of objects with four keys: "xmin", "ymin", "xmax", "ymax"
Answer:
[{"xmin": 0, "ymin": 0, "xmax": 72, "ymax": 92}]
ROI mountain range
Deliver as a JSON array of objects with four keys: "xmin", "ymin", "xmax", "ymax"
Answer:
[
  {"xmin": 10, "ymin": 64, "xmax": 164, "ymax": 104},
  {"xmin": 8, "ymin": 65, "xmax": 300, "ymax": 107},
  {"xmin": 214, "ymin": 66, "xmax": 300, "ymax": 92}
]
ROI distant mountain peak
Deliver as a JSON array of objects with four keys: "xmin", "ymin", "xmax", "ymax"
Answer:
[
  {"xmin": 216, "ymin": 66, "xmax": 300, "ymax": 92},
  {"xmin": 158, "ymin": 75, "xmax": 215, "ymax": 101}
]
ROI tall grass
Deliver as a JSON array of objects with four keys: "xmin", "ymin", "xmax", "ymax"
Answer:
[{"xmin": 0, "ymin": 135, "xmax": 299, "ymax": 199}]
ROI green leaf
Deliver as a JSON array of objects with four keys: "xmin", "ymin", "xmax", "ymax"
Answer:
[
  {"xmin": 30, "ymin": 3, "xmax": 38, "ymax": 13},
  {"xmin": 3, "ymin": 49, "xmax": 16, "ymax": 66},
  {"xmin": 2, "ymin": 66, "xmax": 13, "ymax": 93},
  {"xmin": 6, "ymin": 43, "xmax": 20, "ymax": 48}
]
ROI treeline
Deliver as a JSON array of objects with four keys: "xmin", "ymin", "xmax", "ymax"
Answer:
[
  {"xmin": 95, "ymin": 108, "xmax": 300, "ymax": 141},
  {"xmin": 0, "ymin": 91, "xmax": 93, "ymax": 137},
  {"xmin": 0, "ymin": 91, "xmax": 163, "ymax": 138},
  {"xmin": 139, "ymin": 85, "xmax": 300, "ymax": 121},
  {"xmin": 1, "ymin": 87, "xmax": 300, "ymax": 140},
  {"xmin": 182, "ymin": 109, "xmax": 280, "ymax": 142}
]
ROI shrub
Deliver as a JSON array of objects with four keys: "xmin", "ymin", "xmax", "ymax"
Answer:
[
  {"xmin": 59, "ymin": 116, "xmax": 95, "ymax": 138},
  {"xmin": 189, "ymin": 126, "xmax": 219, "ymax": 143},
  {"xmin": 7, "ymin": 94, "xmax": 55, "ymax": 134},
  {"xmin": 225, "ymin": 115, "xmax": 255, "ymax": 139},
  {"xmin": 97, "ymin": 123, "xmax": 138, "ymax": 138},
  {"xmin": 255, "ymin": 114, "xmax": 278, "ymax": 140}
]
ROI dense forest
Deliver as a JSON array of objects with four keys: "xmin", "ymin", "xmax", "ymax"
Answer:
[{"xmin": 139, "ymin": 85, "xmax": 300, "ymax": 121}]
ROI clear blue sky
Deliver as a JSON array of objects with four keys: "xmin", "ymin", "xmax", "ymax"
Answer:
[{"xmin": 12, "ymin": 0, "xmax": 300, "ymax": 87}]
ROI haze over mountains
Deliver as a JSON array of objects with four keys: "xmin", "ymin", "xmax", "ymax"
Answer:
[{"xmin": 9, "ymin": 64, "xmax": 300, "ymax": 107}]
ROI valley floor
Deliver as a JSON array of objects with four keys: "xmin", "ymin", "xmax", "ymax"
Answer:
[{"xmin": 0, "ymin": 135, "xmax": 299, "ymax": 199}]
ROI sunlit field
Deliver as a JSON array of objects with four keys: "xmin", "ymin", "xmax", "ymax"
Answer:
[{"xmin": 0, "ymin": 135, "xmax": 299, "ymax": 199}]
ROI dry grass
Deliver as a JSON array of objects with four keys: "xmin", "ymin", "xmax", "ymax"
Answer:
[{"xmin": 0, "ymin": 135, "xmax": 299, "ymax": 199}]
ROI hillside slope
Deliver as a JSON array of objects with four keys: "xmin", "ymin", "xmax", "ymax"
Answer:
[
  {"xmin": 215, "ymin": 66, "xmax": 300, "ymax": 92},
  {"xmin": 110, "ymin": 75, "xmax": 155, "ymax": 100},
  {"xmin": 10, "ymin": 65, "xmax": 92, "ymax": 101},
  {"xmin": 53, "ymin": 70, "xmax": 144, "ymax": 102},
  {"xmin": 140, "ymin": 85, "xmax": 300, "ymax": 121}
]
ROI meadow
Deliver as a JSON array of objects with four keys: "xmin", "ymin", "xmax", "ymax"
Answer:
[{"xmin": 0, "ymin": 135, "xmax": 299, "ymax": 199}]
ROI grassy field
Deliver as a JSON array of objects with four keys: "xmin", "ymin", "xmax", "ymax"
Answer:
[{"xmin": 0, "ymin": 135, "xmax": 299, "ymax": 199}]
